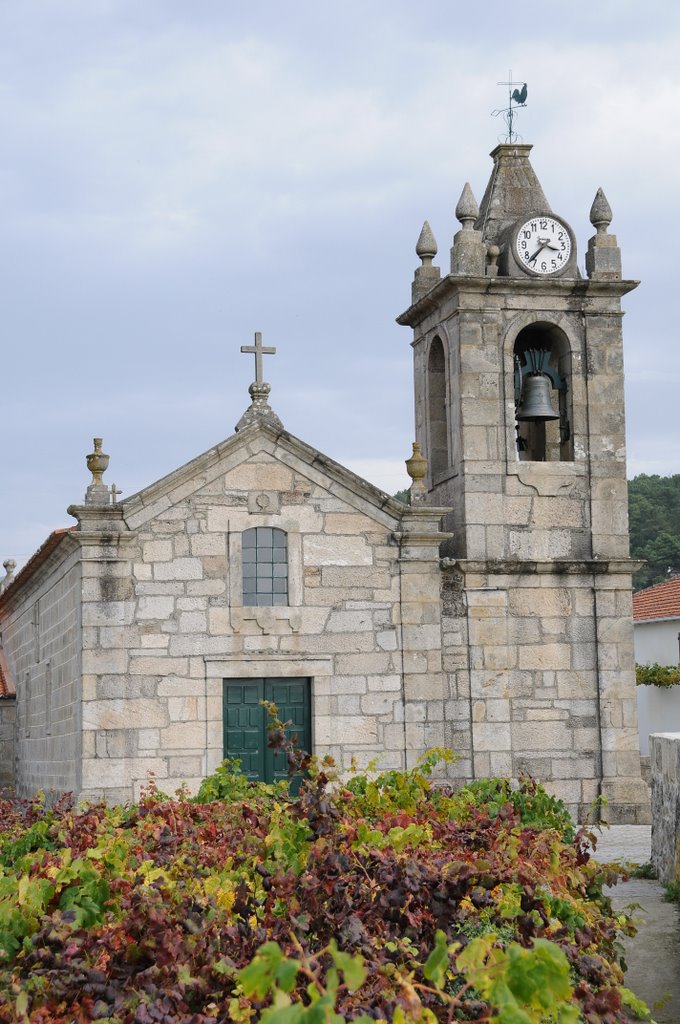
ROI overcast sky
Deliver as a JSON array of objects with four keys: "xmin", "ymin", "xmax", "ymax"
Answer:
[{"xmin": 3, "ymin": 0, "xmax": 680, "ymax": 570}]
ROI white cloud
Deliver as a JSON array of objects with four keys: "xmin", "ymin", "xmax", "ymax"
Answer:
[{"xmin": 2, "ymin": 0, "xmax": 680, "ymax": 563}]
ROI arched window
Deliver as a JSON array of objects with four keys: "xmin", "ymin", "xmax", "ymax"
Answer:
[
  {"xmin": 242, "ymin": 527, "xmax": 288, "ymax": 606},
  {"xmin": 513, "ymin": 324, "xmax": 573, "ymax": 463},
  {"xmin": 427, "ymin": 336, "xmax": 449, "ymax": 479}
]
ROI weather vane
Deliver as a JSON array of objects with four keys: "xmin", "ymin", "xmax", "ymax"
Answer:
[{"xmin": 492, "ymin": 71, "xmax": 527, "ymax": 143}]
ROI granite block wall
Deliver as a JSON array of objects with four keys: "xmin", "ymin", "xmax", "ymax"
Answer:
[
  {"xmin": 2, "ymin": 547, "xmax": 81, "ymax": 796},
  {"xmin": 651, "ymin": 733, "xmax": 680, "ymax": 884},
  {"xmin": 0, "ymin": 699, "xmax": 15, "ymax": 789}
]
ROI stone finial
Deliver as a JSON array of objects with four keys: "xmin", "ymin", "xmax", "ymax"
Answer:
[
  {"xmin": 589, "ymin": 187, "xmax": 613, "ymax": 234},
  {"xmin": 450, "ymin": 184, "xmax": 485, "ymax": 277},
  {"xmin": 586, "ymin": 187, "xmax": 621, "ymax": 280},
  {"xmin": 416, "ymin": 221, "xmax": 437, "ymax": 265},
  {"xmin": 85, "ymin": 437, "xmax": 112, "ymax": 505},
  {"xmin": 455, "ymin": 182, "xmax": 480, "ymax": 229},
  {"xmin": 486, "ymin": 244, "xmax": 501, "ymax": 278},
  {"xmin": 412, "ymin": 221, "xmax": 441, "ymax": 303},
  {"xmin": 0, "ymin": 559, "xmax": 16, "ymax": 593},
  {"xmin": 235, "ymin": 381, "xmax": 284, "ymax": 433},
  {"xmin": 405, "ymin": 442, "xmax": 428, "ymax": 505}
]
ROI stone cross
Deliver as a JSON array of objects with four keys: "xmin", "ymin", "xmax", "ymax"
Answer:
[{"xmin": 241, "ymin": 331, "xmax": 276, "ymax": 384}]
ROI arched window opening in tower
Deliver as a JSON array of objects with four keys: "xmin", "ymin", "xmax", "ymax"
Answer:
[
  {"xmin": 513, "ymin": 324, "xmax": 573, "ymax": 463},
  {"xmin": 427, "ymin": 336, "xmax": 449, "ymax": 479}
]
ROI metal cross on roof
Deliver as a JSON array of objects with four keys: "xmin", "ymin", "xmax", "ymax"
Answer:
[{"xmin": 240, "ymin": 331, "xmax": 276, "ymax": 384}]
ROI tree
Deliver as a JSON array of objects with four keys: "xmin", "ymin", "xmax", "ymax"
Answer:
[{"xmin": 628, "ymin": 474, "xmax": 680, "ymax": 590}]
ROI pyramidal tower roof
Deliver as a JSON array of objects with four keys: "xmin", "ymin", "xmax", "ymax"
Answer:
[{"xmin": 475, "ymin": 144, "xmax": 552, "ymax": 247}]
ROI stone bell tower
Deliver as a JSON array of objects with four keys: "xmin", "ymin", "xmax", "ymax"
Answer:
[{"xmin": 398, "ymin": 144, "xmax": 650, "ymax": 823}]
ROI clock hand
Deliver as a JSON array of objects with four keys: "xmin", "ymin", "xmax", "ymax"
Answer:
[{"xmin": 528, "ymin": 240, "xmax": 549, "ymax": 262}]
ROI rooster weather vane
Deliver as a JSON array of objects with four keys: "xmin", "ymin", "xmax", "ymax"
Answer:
[{"xmin": 492, "ymin": 71, "xmax": 527, "ymax": 143}]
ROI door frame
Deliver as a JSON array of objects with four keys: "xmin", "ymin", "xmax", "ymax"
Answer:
[
  {"xmin": 222, "ymin": 676, "xmax": 312, "ymax": 784},
  {"xmin": 204, "ymin": 656, "xmax": 331, "ymax": 778}
]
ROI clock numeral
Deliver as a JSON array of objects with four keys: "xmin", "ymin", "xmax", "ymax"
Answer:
[
  {"xmin": 540, "ymin": 261, "xmax": 547, "ymax": 271},
  {"xmin": 539, "ymin": 219, "xmax": 548, "ymax": 230},
  {"xmin": 557, "ymin": 231, "xmax": 564, "ymax": 240},
  {"xmin": 523, "ymin": 230, "xmax": 531, "ymax": 239},
  {"xmin": 557, "ymin": 252, "xmax": 563, "ymax": 262},
  {"xmin": 523, "ymin": 251, "xmax": 531, "ymax": 261},
  {"xmin": 551, "ymin": 259, "xmax": 557, "ymax": 269},
  {"xmin": 520, "ymin": 240, "xmax": 527, "ymax": 250}
]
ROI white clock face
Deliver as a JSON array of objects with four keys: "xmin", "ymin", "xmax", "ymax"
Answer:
[{"xmin": 515, "ymin": 216, "xmax": 572, "ymax": 275}]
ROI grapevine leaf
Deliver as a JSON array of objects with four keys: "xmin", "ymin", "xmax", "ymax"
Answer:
[
  {"xmin": 423, "ymin": 930, "xmax": 450, "ymax": 989},
  {"xmin": 275, "ymin": 957, "xmax": 300, "ymax": 993}
]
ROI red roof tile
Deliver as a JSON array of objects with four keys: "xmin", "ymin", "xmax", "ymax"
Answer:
[{"xmin": 633, "ymin": 576, "xmax": 680, "ymax": 623}]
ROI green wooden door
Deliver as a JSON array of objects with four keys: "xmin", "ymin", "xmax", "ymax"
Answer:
[{"xmin": 223, "ymin": 678, "xmax": 311, "ymax": 787}]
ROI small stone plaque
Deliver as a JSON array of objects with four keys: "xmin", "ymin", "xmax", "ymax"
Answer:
[{"xmin": 248, "ymin": 491, "xmax": 281, "ymax": 515}]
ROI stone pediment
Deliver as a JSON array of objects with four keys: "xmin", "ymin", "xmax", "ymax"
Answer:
[{"xmin": 119, "ymin": 422, "xmax": 408, "ymax": 533}]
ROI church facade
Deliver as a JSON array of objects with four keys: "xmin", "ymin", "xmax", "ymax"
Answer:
[{"xmin": 0, "ymin": 143, "xmax": 650, "ymax": 822}]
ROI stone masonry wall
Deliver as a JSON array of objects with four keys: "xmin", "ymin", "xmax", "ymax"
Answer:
[
  {"xmin": 650, "ymin": 733, "xmax": 680, "ymax": 884},
  {"xmin": 2, "ymin": 548, "xmax": 81, "ymax": 796},
  {"xmin": 442, "ymin": 563, "xmax": 648, "ymax": 823},
  {"xmin": 0, "ymin": 699, "xmax": 16, "ymax": 789},
  {"xmin": 78, "ymin": 432, "xmax": 447, "ymax": 803}
]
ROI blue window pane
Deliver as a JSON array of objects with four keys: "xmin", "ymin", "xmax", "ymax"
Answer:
[
  {"xmin": 272, "ymin": 530, "xmax": 286, "ymax": 548},
  {"xmin": 242, "ymin": 548, "xmax": 257, "ymax": 563},
  {"xmin": 273, "ymin": 578, "xmax": 287, "ymax": 593},
  {"xmin": 243, "ymin": 529, "xmax": 257, "ymax": 549},
  {"xmin": 257, "ymin": 528, "xmax": 273, "ymax": 547},
  {"xmin": 272, "ymin": 563, "xmax": 287, "ymax": 578},
  {"xmin": 272, "ymin": 594, "xmax": 287, "ymax": 606},
  {"xmin": 243, "ymin": 563, "xmax": 257, "ymax": 578}
]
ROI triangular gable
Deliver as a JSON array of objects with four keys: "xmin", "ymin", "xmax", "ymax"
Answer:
[{"xmin": 120, "ymin": 422, "xmax": 407, "ymax": 532}]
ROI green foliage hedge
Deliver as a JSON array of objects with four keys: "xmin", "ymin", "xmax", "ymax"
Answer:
[
  {"xmin": 635, "ymin": 662, "xmax": 680, "ymax": 687},
  {"xmin": 0, "ymin": 752, "xmax": 650, "ymax": 1023}
]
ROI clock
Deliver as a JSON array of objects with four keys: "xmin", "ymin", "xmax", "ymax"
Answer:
[{"xmin": 513, "ymin": 215, "xmax": 573, "ymax": 276}]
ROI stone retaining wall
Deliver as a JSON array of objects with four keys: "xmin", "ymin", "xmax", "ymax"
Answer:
[{"xmin": 650, "ymin": 733, "xmax": 680, "ymax": 884}]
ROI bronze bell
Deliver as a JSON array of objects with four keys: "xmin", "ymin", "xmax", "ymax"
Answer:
[{"xmin": 517, "ymin": 374, "xmax": 560, "ymax": 422}]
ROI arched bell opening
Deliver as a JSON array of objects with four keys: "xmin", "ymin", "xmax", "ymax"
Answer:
[
  {"xmin": 427, "ymin": 335, "xmax": 449, "ymax": 480},
  {"xmin": 513, "ymin": 323, "xmax": 573, "ymax": 462}
]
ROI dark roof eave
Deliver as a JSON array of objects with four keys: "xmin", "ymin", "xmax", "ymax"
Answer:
[{"xmin": 0, "ymin": 527, "xmax": 76, "ymax": 612}]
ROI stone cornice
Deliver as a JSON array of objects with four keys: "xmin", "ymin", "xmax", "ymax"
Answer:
[
  {"xmin": 392, "ymin": 505, "xmax": 452, "ymax": 548},
  {"xmin": 396, "ymin": 274, "xmax": 640, "ymax": 328},
  {"xmin": 66, "ymin": 504, "xmax": 129, "ymax": 533},
  {"xmin": 444, "ymin": 557, "xmax": 644, "ymax": 576}
]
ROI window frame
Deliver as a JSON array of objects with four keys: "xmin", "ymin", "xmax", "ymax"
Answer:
[{"xmin": 241, "ymin": 526, "xmax": 289, "ymax": 607}]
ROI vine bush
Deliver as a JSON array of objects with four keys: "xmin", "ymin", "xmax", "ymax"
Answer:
[{"xmin": 0, "ymin": 742, "xmax": 652, "ymax": 1022}]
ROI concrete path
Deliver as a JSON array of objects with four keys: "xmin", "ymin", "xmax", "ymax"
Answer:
[{"xmin": 591, "ymin": 826, "xmax": 680, "ymax": 1023}]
